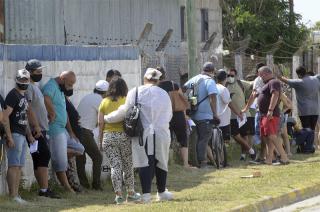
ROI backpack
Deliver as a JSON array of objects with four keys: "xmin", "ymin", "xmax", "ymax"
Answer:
[
  {"xmin": 294, "ymin": 128, "xmax": 315, "ymax": 154},
  {"xmin": 123, "ymin": 87, "xmax": 144, "ymax": 146},
  {"xmin": 187, "ymin": 77, "xmax": 210, "ymax": 115}
]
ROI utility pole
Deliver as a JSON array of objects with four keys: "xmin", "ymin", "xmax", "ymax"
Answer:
[{"xmin": 186, "ymin": 0, "xmax": 197, "ymax": 78}]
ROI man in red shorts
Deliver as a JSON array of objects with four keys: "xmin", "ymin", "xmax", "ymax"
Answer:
[{"xmin": 256, "ymin": 66, "xmax": 289, "ymax": 165}]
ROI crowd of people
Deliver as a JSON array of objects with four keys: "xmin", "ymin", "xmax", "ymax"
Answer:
[{"xmin": 0, "ymin": 58, "xmax": 319, "ymax": 205}]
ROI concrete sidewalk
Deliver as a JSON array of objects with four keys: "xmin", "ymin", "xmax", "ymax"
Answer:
[{"xmin": 230, "ymin": 183, "xmax": 320, "ymax": 212}]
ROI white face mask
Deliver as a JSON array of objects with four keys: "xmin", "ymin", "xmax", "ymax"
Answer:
[{"xmin": 228, "ymin": 77, "xmax": 235, "ymax": 84}]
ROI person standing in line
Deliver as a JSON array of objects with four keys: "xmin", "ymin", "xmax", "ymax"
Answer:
[
  {"xmin": 76, "ymin": 80, "xmax": 109, "ymax": 190},
  {"xmin": 104, "ymin": 68, "xmax": 173, "ymax": 203},
  {"xmin": 98, "ymin": 77, "xmax": 140, "ymax": 204},
  {"xmin": 256, "ymin": 66, "xmax": 289, "ymax": 165},
  {"xmin": 25, "ymin": 59, "xmax": 60, "ymax": 198},
  {"xmin": 183, "ymin": 62, "xmax": 220, "ymax": 168},
  {"xmin": 277, "ymin": 66, "xmax": 320, "ymax": 131},
  {"xmin": 157, "ymin": 66, "xmax": 194, "ymax": 168},
  {"xmin": 3, "ymin": 69, "xmax": 31, "ymax": 203},
  {"xmin": 42, "ymin": 71, "xmax": 77, "ymax": 193},
  {"xmin": 226, "ymin": 68, "xmax": 256, "ymax": 161}
]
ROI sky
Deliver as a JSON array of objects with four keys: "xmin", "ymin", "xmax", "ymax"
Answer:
[{"xmin": 294, "ymin": 0, "xmax": 320, "ymax": 27}]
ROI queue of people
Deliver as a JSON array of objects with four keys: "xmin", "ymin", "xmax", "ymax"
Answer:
[{"xmin": 0, "ymin": 58, "xmax": 319, "ymax": 205}]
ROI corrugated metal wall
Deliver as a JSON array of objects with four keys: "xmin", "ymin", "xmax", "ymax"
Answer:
[{"xmin": 5, "ymin": 0, "xmax": 182, "ymax": 54}]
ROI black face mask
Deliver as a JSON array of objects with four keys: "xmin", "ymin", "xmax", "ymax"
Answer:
[
  {"xmin": 17, "ymin": 83, "xmax": 29, "ymax": 90},
  {"xmin": 59, "ymin": 83, "xmax": 67, "ymax": 93},
  {"xmin": 30, "ymin": 74, "xmax": 42, "ymax": 82},
  {"xmin": 64, "ymin": 89, "xmax": 74, "ymax": 97}
]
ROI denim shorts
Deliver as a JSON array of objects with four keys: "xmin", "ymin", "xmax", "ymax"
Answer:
[
  {"xmin": 49, "ymin": 130, "xmax": 85, "ymax": 172},
  {"xmin": 7, "ymin": 133, "xmax": 27, "ymax": 167},
  {"xmin": 49, "ymin": 131, "xmax": 68, "ymax": 172}
]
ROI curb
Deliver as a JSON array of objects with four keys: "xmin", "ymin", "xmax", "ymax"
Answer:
[{"xmin": 230, "ymin": 183, "xmax": 320, "ymax": 212}]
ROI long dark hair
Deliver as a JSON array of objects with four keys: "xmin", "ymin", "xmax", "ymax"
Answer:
[{"xmin": 106, "ymin": 77, "xmax": 128, "ymax": 101}]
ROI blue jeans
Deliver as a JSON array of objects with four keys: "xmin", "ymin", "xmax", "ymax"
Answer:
[
  {"xmin": 7, "ymin": 133, "xmax": 27, "ymax": 167},
  {"xmin": 254, "ymin": 112, "xmax": 261, "ymax": 145}
]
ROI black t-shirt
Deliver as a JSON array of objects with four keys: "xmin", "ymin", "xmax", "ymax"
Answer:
[
  {"xmin": 257, "ymin": 79, "xmax": 281, "ymax": 117},
  {"xmin": 5, "ymin": 89, "xmax": 28, "ymax": 135},
  {"xmin": 65, "ymin": 97, "xmax": 82, "ymax": 137},
  {"xmin": 158, "ymin": 80, "xmax": 180, "ymax": 93}
]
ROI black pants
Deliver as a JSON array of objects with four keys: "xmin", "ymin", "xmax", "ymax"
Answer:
[
  {"xmin": 139, "ymin": 154, "xmax": 167, "ymax": 194},
  {"xmin": 299, "ymin": 115, "xmax": 319, "ymax": 130}
]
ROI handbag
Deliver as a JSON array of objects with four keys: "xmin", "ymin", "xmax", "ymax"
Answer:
[
  {"xmin": 169, "ymin": 81, "xmax": 189, "ymax": 112},
  {"xmin": 123, "ymin": 87, "xmax": 144, "ymax": 145}
]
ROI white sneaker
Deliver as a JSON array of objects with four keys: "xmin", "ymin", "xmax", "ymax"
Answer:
[
  {"xmin": 141, "ymin": 193, "xmax": 152, "ymax": 204},
  {"xmin": 157, "ymin": 190, "xmax": 173, "ymax": 201},
  {"xmin": 13, "ymin": 196, "xmax": 28, "ymax": 204}
]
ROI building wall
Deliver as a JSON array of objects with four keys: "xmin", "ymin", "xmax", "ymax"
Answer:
[{"xmin": 0, "ymin": 44, "xmax": 141, "ymax": 194}]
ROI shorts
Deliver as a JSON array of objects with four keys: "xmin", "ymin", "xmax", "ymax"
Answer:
[
  {"xmin": 219, "ymin": 125, "xmax": 231, "ymax": 141},
  {"xmin": 7, "ymin": 133, "xmax": 27, "ymax": 167},
  {"xmin": 246, "ymin": 117, "xmax": 255, "ymax": 135},
  {"xmin": 49, "ymin": 130, "xmax": 68, "ymax": 172},
  {"xmin": 67, "ymin": 136, "xmax": 85, "ymax": 154},
  {"xmin": 260, "ymin": 116, "xmax": 280, "ymax": 137},
  {"xmin": 27, "ymin": 131, "xmax": 51, "ymax": 170},
  {"xmin": 170, "ymin": 111, "xmax": 188, "ymax": 147},
  {"xmin": 231, "ymin": 119, "xmax": 248, "ymax": 137}
]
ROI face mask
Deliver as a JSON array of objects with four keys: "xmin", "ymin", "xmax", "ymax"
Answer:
[
  {"xmin": 30, "ymin": 74, "xmax": 42, "ymax": 82},
  {"xmin": 59, "ymin": 83, "xmax": 67, "ymax": 93},
  {"xmin": 64, "ymin": 89, "xmax": 74, "ymax": 97},
  {"xmin": 17, "ymin": 82, "xmax": 29, "ymax": 90},
  {"xmin": 228, "ymin": 77, "xmax": 235, "ymax": 84}
]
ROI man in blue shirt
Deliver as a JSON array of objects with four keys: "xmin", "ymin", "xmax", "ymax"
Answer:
[
  {"xmin": 42, "ymin": 71, "xmax": 76, "ymax": 193},
  {"xmin": 184, "ymin": 62, "xmax": 219, "ymax": 168}
]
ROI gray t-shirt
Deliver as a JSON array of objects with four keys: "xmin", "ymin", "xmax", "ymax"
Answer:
[
  {"xmin": 26, "ymin": 83, "xmax": 49, "ymax": 131},
  {"xmin": 287, "ymin": 76, "xmax": 320, "ymax": 116}
]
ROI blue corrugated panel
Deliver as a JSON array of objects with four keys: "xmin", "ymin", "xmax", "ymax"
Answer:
[{"xmin": 5, "ymin": 44, "xmax": 139, "ymax": 61}]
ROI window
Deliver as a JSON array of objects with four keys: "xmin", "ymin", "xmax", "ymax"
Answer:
[
  {"xmin": 180, "ymin": 6, "xmax": 186, "ymax": 41},
  {"xmin": 201, "ymin": 8, "xmax": 209, "ymax": 42}
]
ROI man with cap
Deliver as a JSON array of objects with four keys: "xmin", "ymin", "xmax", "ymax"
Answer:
[
  {"xmin": 42, "ymin": 71, "xmax": 76, "ymax": 193},
  {"xmin": 104, "ymin": 68, "xmax": 173, "ymax": 203},
  {"xmin": 183, "ymin": 62, "xmax": 219, "ymax": 168},
  {"xmin": 2, "ymin": 69, "xmax": 31, "ymax": 203},
  {"xmin": 25, "ymin": 59, "xmax": 60, "ymax": 198},
  {"xmin": 76, "ymin": 80, "xmax": 109, "ymax": 190}
]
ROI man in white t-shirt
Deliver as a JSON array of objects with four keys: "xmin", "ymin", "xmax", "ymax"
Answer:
[
  {"xmin": 214, "ymin": 70, "xmax": 247, "ymax": 161},
  {"xmin": 76, "ymin": 80, "xmax": 109, "ymax": 190}
]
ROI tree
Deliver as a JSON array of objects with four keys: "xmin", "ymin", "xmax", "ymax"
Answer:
[{"xmin": 220, "ymin": 0, "xmax": 309, "ymax": 63}]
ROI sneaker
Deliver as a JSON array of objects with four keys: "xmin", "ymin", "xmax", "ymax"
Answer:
[
  {"xmin": 249, "ymin": 152, "xmax": 256, "ymax": 160},
  {"xmin": 13, "ymin": 196, "xmax": 28, "ymax": 204},
  {"xmin": 127, "ymin": 192, "xmax": 141, "ymax": 203},
  {"xmin": 279, "ymin": 160, "xmax": 290, "ymax": 165},
  {"xmin": 249, "ymin": 158, "xmax": 264, "ymax": 165},
  {"xmin": 39, "ymin": 189, "xmax": 61, "ymax": 199},
  {"xmin": 141, "ymin": 193, "xmax": 152, "ymax": 204},
  {"xmin": 157, "ymin": 190, "xmax": 173, "ymax": 201},
  {"xmin": 240, "ymin": 155, "xmax": 246, "ymax": 161},
  {"xmin": 114, "ymin": 195, "xmax": 124, "ymax": 205}
]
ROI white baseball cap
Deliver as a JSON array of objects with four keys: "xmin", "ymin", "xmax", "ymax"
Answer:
[
  {"xmin": 95, "ymin": 80, "xmax": 109, "ymax": 91},
  {"xmin": 144, "ymin": 68, "xmax": 162, "ymax": 80},
  {"xmin": 16, "ymin": 69, "xmax": 30, "ymax": 80}
]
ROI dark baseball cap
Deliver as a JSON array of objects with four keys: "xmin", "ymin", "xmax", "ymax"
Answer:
[
  {"xmin": 25, "ymin": 59, "xmax": 45, "ymax": 72},
  {"xmin": 203, "ymin": 62, "xmax": 215, "ymax": 72},
  {"xmin": 216, "ymin": 69, "xmax": 227, "ymax": 81}
]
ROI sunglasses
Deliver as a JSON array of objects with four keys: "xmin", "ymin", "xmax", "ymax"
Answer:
[{"xmin": 227, "ymin": 75, "xmax": 235, "ymax": 77}]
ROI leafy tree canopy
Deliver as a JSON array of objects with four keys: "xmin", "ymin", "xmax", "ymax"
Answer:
[{"xmin": 221, "ymin": 0, "xmax": 309, "ymax": 62}]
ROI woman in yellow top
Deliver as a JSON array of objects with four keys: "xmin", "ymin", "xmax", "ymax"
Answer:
[{"xmin": 98, "ymin": 77, "xmax": 140, "ymax": 204}]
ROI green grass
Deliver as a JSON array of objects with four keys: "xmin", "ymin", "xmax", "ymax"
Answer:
[{"xmin": 2, "ymin": 145, "xmax": 320, "ymax": 212}]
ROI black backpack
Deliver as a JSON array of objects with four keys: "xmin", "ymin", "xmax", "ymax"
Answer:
[{"xmin": 123, "ymin": 87, "xmax": 144, "ymax": 146}]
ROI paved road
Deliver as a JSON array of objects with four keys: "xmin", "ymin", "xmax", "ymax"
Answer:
[{"xmin": 271, "ymin": 195, "xmax": 320, "ymax": 212}]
